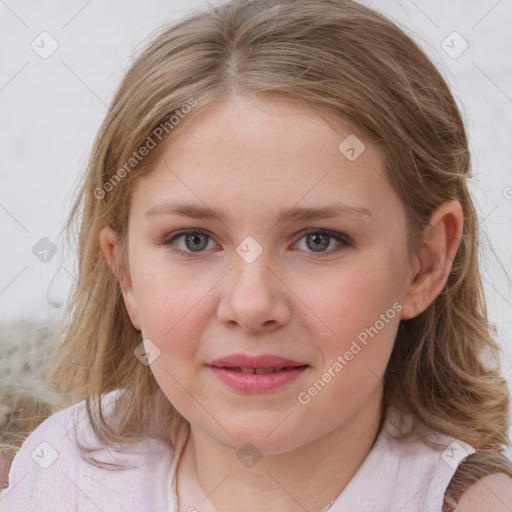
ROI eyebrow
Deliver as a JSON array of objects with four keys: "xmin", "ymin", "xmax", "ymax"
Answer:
[{"xmin": 145, "ymin": 201, "xmax": 372, "ymax": 223}]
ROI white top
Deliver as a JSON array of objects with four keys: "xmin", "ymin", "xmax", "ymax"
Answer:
[{"xmin": 0, "ymin": 391, "xmax": 475, "ymax": 511}]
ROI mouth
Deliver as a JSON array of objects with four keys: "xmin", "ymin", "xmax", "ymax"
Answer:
[{"xmin": 206, "ymin": 354, "xmax": 310, "ymax": 392}]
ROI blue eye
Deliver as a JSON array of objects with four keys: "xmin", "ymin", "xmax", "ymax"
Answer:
[
  {"xmin": 294, "ymin": 229, "xmax": 351, "ymax": 253},
  {"xmin": 162, "ymin": 228, "xmax": 351, "ymax": 258},
  {"xmin": 164, "ymin": 229, "xmax": 215, "ymax": 256}
]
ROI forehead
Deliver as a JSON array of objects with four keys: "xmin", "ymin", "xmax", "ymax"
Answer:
[{"xmin": 131, "ymin": 96, "xmax": 401, "ymax": 223}]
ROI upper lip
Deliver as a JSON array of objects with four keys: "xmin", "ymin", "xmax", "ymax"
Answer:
[{"xmin": 208, "ymin": 354, "xmax": 308, "ymax": 369}]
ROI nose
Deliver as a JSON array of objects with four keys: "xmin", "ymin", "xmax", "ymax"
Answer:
[{"xmin": 217, "ymin": 250, "xmax": 292, "ymax": 333}]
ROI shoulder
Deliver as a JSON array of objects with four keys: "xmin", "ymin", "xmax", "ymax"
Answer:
[
  {"xmin": 0, "ymin": 397, "xmax": 84, "ymax": 510},
  {"xmin": 5, "ymin": 392, "xmax": 92, "ymax": 460},
  {"xmin": 455, "ymin": 472, "xmax": 512, "ymax": 512},
  {"xmin": 4, "ymin": 389, "xmax": 122, "ymax": 459},
  {"xmin": 443, "ymin": 449, "xmax": 512, "ymax": 512},
  {"xmin": 0, "ymin": 390, "xmax": 125, "ymax": 511}
]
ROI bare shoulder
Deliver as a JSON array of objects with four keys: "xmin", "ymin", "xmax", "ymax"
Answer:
[{"xmin": 455, "ymin": 473, "xmax": 512, "ymax": 512}]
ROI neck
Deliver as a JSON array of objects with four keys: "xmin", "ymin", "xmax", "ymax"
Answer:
[{"xmin": 177, "ymin": 387, "xmax": 385, "ymax": 512}]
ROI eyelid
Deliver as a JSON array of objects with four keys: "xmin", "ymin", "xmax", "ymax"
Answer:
[
  {"xmin": 296, "ymin": 228, "xmax": 352, "ymax": 247},
  {"xmin": 161, "ymin": 227, "xmax": 212, "ymax": 245}
]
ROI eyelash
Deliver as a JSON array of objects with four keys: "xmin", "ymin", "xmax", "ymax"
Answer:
[{"xmin": 160, "ymin": 228, "xmax": 352, "ymax": 258}]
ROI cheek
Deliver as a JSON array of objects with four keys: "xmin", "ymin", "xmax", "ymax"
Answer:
[
  {"xmin": 313, "ymin": 260, "xmax": 403, "ymax": 344},
  {"xmin": 300, "ymin": 261, "xmax": 403, "ymax": 416},
  {"xmin": 130, "ymin": 249, "xmax": 209, "ymax": 337},
  {"xmin": 132, "ymin": 266, "xmax": 217, "ymax": 396},
  {"xmin": 137, "ymin": 291, "xmax": 210, "ymax": 414},
  {"xmin": 137, "ymin": 286, "xmax": 206, "ymax": 359},
  {"xmin": 299, "ymin": 266, "xmax": 401, "ymax": 422}
]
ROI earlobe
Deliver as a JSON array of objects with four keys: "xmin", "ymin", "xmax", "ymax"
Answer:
[
  {"xmin": 99, "ymin": 226, "xmax": 141, "ymax": 330},
  {"xmin": 401, "ymin": 200, "xmax": 463, "ymax": 320}
]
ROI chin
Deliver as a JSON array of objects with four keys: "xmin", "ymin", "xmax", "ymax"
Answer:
[{"xmin": 204, "ymin": 418, "xmax": 308, "ymax": 455}]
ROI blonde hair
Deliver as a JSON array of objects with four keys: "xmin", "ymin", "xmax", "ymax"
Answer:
[{"xmin": 46, "ymin": 0, "xmax": 510, "ymax": 504}]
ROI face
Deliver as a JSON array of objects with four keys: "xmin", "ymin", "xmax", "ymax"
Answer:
[{"xmin": 111, "ymin": 95, "xmax": 417, "ymax": 454}]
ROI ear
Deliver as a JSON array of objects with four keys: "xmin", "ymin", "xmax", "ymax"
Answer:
[
  {"xmin": 401, "ymin": 199, "xmax": 463, "ymax": 320},
  {"xmin": 99, "ymin": 226, "xmax": 141, "ymax": 330}
]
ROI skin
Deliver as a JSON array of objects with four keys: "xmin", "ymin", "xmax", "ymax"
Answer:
[
  {"xmin": 100, "ymin": 94, "xmax": 464, "ymax": 512},
  {"xmin": 455, "ymin": 473, "xmax": 512, "ymax": 512}
]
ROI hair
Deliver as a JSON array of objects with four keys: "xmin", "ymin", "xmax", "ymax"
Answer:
[{"xmin": 43, "ymin": 0, "xmax": 511, "ymax": 505}]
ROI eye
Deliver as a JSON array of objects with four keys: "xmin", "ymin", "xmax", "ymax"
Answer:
[
  {"xmin": 161, "ymin": 228, "xmax": 351, "ymax": 258},
  {"xmin": 292, "ymin": 229, "xmax": 351, "ymax": 254},
  {"xmin": 162, "ymin": 228, "xmax": 217, "ymax": 257}
]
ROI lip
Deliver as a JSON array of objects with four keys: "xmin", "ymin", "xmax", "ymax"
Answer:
[
  {"xmin": 208, "ymin": 354, "xmax": 308, "ymax": 369},
  {"xmin": 207, "ymin": 353, "xmax": 310, "ymax": 392}
]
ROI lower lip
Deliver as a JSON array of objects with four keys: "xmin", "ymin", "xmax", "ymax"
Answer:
[{"xmin": 208, "ymin": 366, "xmax": 309, "ymax": 392}]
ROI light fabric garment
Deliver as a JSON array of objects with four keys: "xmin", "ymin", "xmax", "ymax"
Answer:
[{"xmin": 0, "ymin": 390, "xmax": 475, "ymax": 511}]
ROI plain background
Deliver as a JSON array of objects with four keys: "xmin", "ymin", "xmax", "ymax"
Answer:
[{"xmin": 0, "ymin": 0, "xmax": 511, "ymax": 434}]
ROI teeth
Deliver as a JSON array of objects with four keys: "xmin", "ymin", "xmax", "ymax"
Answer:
[
  {"xmin": 254, "ymin": 368, "xmax": 276, "ymax": 374},
  {"xmin": 227, "ymin": 367, "xmax": 291, "ymax": 374}
]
